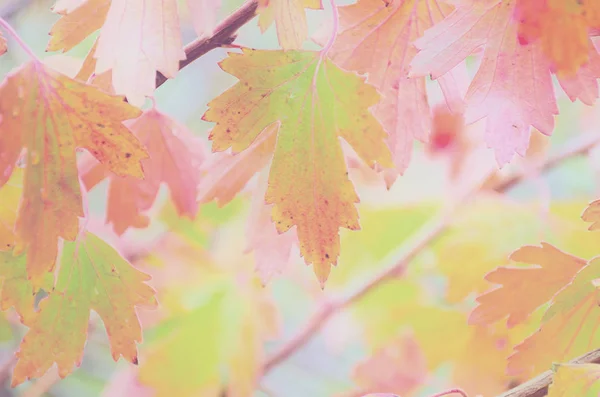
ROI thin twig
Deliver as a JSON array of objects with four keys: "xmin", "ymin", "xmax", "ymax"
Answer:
[
  {"xmin": 262, "ymin": 135, "xmax": 600, "ymax": 375},
  {"xmin": 493, "ymin": 133, "xmax": 600, "ymax": 192},
  {"xmin": 155, "ymin": 0, "xmax": 260, "ymax": 88},
  {"xmin": 497, "ymin": 348, "xmax": 600, "ymax": 397}
]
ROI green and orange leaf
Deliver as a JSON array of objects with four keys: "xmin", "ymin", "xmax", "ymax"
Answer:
[
  {"xmin": 202, "ymin": 48, "xmax": 392, "ymax": 285},
  {"xmin": 0, "ymin": 168, "xmax": 22, "ymax": 252},
  {"xmin": 11, "ymin": 232, "xmax": 156, "ymax": 386},
  {"xmin": 0, "ymin": 60, "xmax": 147, "ymax": 289},
  {"xmin": 257, "ymin": 0, "xmax": 323, "ymax": 50}
]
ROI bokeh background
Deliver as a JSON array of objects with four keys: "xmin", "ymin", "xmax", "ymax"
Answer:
[{"xmin": 2, "ymin": 0, "xmax": 600, "ymax": 396}]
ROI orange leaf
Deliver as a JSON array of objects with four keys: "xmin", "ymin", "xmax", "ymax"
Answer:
[
  {"xmin": 470, "ymin": 243, "xmax": 587, "ymax": 328},
  {"xmin": 507, "ymin": 257, "xmax": 600, "ymax": 376},
  {"xmin": 257, "ymin": 0, "xmax": 323, "ymax": 50},
  {"xmin": 515, "ymin": 0, "xmax": 600, "ymax": 77},
  {"xmin": 582, "ymin": 198, "xmax": 600, "ymax": 231},
  {"xmin": 202, "ymin": 48, "xmax": 392, "ymax": 285},
  {"xmin": 0, "ymin": 60, "xmax": 147, "ymax": 288},
  {"xmin": 81, "ymin": 108, "xmax": 204, "ymax": 235},
  {"xmin": 47, "ymin": 0, "xmax": 110, "ymax": 53},
  {"xmin": 327, "ymin": 0, "xmax": 459, "ymax": 181},
  {"xmin": 11, "ymin": 232, "xmax": 156, "ymax": 386}
]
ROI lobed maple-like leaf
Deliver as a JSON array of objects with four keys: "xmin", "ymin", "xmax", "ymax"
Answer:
[
  {"xmin": 257, "ymin": 0, "xmax": 323, "ymax": 50},
  {"xmin": 582, "ymin": 198, "xmax": 600, "ymax": 230},
  {"xmin": 47, "ymin": 0, "xmax": 110, "ymax": 53},
  {"xmin": 0, "ymin": 60, "xmax": 147, "ymax": 288},
  {"xmin": 507, "ymin": 257, "xmax": 600, "ymax": 376},
  {"xmin": 326, "ymin": 0, "xmax": 462, "ymax": 182},
  {"xmin": 409, "ymin": 0, "xmax": 600, "ymax": 166},
  {"xmin": 515, "ymin": 0, "xmax": 600, "ymax": 77},
  {"xmin": 81, "ymin": 108, "xmax": 203, "ymax": 235},
  {"xmin": 11, "ymin": 232, "xmax": 157, "ymax": 386},
  {"xmin": 202, "ymin": 48, "xmax": 393, "ymax": 284},
  {"xmin": 186, "ymin": 0, "xmax": 221, "ymax": 37},
  {"xmin": 470, "ymin": 243, "xmax": 587, "ymax": 328},
  {"xmin": 547, "ymin": 363, "xmax": 600, "ymax": 397}
]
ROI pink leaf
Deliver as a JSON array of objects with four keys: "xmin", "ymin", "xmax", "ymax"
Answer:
[
  {"xmin": 186, "ymin": 0, "xmax": 221, "ymax": 37},
  {"xmin": 410, "ymin": 0, "xmax": 559, "ymax": 167},
  {"xmin": 81, "ymin": 109, "xmax": 204, "ymax": 235}
]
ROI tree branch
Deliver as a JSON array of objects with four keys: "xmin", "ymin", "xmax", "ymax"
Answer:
[
  {"xmin": 262, "ymin": 135, "xmax": 600, "ymax": 376},
  {"xmin": 498, "ymin": 348, "xmax": 600, "ymax": 397},
  {"xmin": 155, "ymin": 0, "xmax": 259, "ymax": 89}
]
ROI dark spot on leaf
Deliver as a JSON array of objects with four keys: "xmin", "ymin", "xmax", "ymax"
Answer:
[{"xmin": 125, "ymin": 153, "xmax": 131, "ymax": 158}]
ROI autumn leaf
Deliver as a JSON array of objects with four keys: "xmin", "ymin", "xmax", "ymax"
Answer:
[
  {"xmin": 258, "ymin": 0, "xmax": 323, "ymax": 50},
  {"xmin": 0, "ymin": 168, "xmax": 22, "ymax": 252},
  {"xmin": 47, "ymin": 0, "xmax": 110, "ymax": 53},
  {"xmin": 582, "ymin": 198, "xmax": 600, "ymax": 230},
  {"xmin": 11, "ymin": 232, "xmax": 157, "ymax": 386},
  {"xmin": 469, "ymin": 243, "xmax": 587, "ymax": 328},
  {"xmin": 0, "ymin": 251, "xmax": 53, "ymax": 325},
  {"xmin": 197, "ymin": 123, "xmax": 278, "ymax": 207},
  {"xmin": 0, "ymin": 60, "xmax": 147, "ymax": 288},
  {"xmin": 507, "ymin": 257, "xmax": 600, "ymax": 376},
  {"xmin": 202, "ymin": 48, "xmax": 393, "ymax": 284},
  {"xmin": 94, "ymin": 0, "xmax": 186, "ymax": 105},
  {"xmin": 515, "ymin": 0, "xmax": 600, "ymax": 77},
  {"xmin": 245, "ymin": 169, "xmax": 297, "ymax": 285},
  {"xmin": 326, "ymin": 0, "xmax": 463, "ymax": 182},
  {"xmin": 547, "ymin": 363, "xmax": 600, "ymax": 397},
  {"xmin": 81, "ymin": 108, "xmax": 204, "ymax": 235},
  {"xmin": 409, "ymin": 0, "xmax": 600, "ymax": 166}
]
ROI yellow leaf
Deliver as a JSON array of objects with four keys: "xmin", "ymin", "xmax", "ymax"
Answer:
[
  {"xmin": 0, "ymin": 60, "xmax": 147, "ymax": 288},
  {"xmin": 0, "ymin": 168, "xmax": 22, "ymax": 251},
  {"xmin": 203, "ymin": 48, "xmax": 392, "ymax": 285},
  {"xmin": 47, "ymin": 0, "xmax": 110, "ymax": 52}
]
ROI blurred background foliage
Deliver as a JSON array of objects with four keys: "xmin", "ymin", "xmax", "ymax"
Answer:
[{"xmin": 2, "ymin": 0, "xmax": 600, "ymax": 396}]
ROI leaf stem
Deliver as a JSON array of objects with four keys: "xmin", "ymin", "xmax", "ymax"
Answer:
[
  {"xmin": 0, "ymin": 17, "xmax": 38, "ymax": 60},
  {"xmin": 320, "ymin": 0, "xmax": 339, "ymax": 57},
  {"xmin": 429, "ymin": 389, "xmax": 468, "ymax": 397}
]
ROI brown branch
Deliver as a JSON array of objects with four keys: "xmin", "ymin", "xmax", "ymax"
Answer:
[
  {"xmin": 155, "ymin": 0, "xmax": 260, "ymax": 89},
  {"xmin": 262, "ymin": 135, "xmax": 600, "ymax": 375},
  {"xmin": 498, "ymin": 348, "xmax": 600, "ymax": 397}
]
